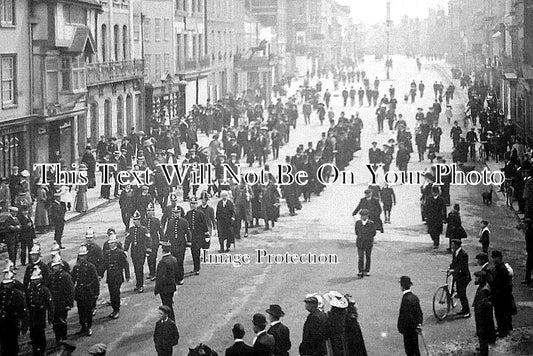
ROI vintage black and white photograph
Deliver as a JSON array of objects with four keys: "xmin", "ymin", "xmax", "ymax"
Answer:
[{"xmin": 0, "ymin": 0, "xmax": 531, "ymax": 355}]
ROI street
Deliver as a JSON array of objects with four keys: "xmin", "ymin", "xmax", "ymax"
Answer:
[{"xmin": 16, "ymin": 56, "xmax": 532, "ymax": 356}]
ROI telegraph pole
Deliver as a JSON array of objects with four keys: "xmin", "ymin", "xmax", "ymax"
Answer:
[{"xmin": 386, "ymin": 1, "xmax": 391, "ymax": 79}]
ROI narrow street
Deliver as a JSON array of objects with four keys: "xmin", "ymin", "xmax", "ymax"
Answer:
[{"xmin": 16, "ymin": 56, "xmax": 532, "ymax": 356}]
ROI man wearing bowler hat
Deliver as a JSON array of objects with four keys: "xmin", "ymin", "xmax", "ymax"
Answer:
[
  {"xmin": 252, "ymin": 313, "xmax": 275, "ymax": 356},
  {"xmin": 225, "ymin": 323, "xmax": 253, "ymax": 356},
  {"xmin": 398, "ymin": 276, "xmax": 423, "ymax": 356},
  {"xmin": 299, "ymin": 296, "xmax": 329, "ymax": 356},
  {"xmin": 266, "ymin": 305, "xmax": 291, "ymax": 356}
]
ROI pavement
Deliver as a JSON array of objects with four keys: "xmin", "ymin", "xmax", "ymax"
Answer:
[{"xmin": 10, "ymin": 56, "xmax": 533, "ymax": 356}]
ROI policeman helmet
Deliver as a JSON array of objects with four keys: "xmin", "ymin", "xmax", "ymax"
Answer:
[
  {"xmin": 78, "ymin": 245, "xmax": 89, "ymax": 256},
  {"xmin": 51, "ymin": 254, "xmax": 63, "ymax": 267},
  {"xmin": 132, "ymin": 211, "xmax": 141, "ymax": 220}
]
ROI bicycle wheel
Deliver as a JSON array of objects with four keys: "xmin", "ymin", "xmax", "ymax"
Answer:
[{"xmin": 433, "ymin": 286, "xmax": 450, "ymax": 321}]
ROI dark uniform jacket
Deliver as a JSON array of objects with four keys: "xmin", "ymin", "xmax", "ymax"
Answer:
[
  {"xmin": 185, "ymin": 209, "xmax": 209, "ymax": 243},
  {"xmin": 142, "ymin": 216, "xmax": 163, "ymax": 251},
  {"xmin": 124, "ymin": 225, "xmax": 150, "ymax": 259},
  {"xmin": 135, "ymin": 193, "xmax": 153, "ymax": 218},
  {"xmin": 268, "ymin": 322, "xmax": 291, "ymax": 356},
  {"xmin": 355, "ymin": 220, "xmax": 377, "ymax": 249},
  {"xmin": 86, "ymin": 241, "xmax": 104, "ymax": 277},
  {"xmin": 24, "ymin": 261, "xmax": 51, "ymax": 290},
  {"xmin": 153, "ymin": 317, "xmax": 180, "ymax": 353},
  {"xmin": 0, "ymin": 284, "xmax": 28, "ymax": 330},
  {"xmin": 397, "ymin": 291, "xmax": 423, "ymax": 334},
  {"xmin": 49, "ymin": 270, "xmax": 74, "ymax": 310},
  {"xmin": 225, "ymin": 341, "xmax": 254, "ymax": 356},
  {"xmin": 450, "ymin": 248, "xmax": 471, "ymax": 284},
  {"xmin": 299, "ymin": 309, "xmax": 330, "ymax": 356},
  {"xmin": 27, "ymin": 283, "xmax": 54, "ymax": 328},
  {"xmin": 164, "ymin": 217, "xmax": 190, "ymax": 253},
  {"xmin": 155, "ymin": 254, "xmax": 179, "ymax": 295},
  {"xmin": 72, "ymin": 260, "xmax": 100, "ymax": 305},
  {"xmin": 103, "ymin": 248, "xmax": 130, "ymax": 284},
  {"xmin": 253, "ymin": 331, "xmax": 276, "ymax": 356},
  {"xmin": 4, "ymin": 214, "xmax": 20, "ymax": 243},
  {"xmin": 161, "ymin": 204, "xmax": 179, "ymax": 228}
]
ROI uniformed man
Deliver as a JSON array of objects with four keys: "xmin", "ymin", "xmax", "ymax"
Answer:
[
  {"xmin": 2, "ymin": 259, "xmax": 24, "ymax": 293},
  {"xmin": 5, "ymin": 206, "xmax": 21, "ymax": 265},
  {"xmin": 185, "ymin": 197, "xmax": 209, "ymax": 275},
  {"xmin": 72, "ymin": 245, "xmax": 100, "ymax": 336},
  {"xmin": 50, "ymin": 192, "xmax": 66, "ymax": 248},
  {"xmin": 0, "ymin": 269, "xmax": 28, "ymax": 355},
  {"xmin": 155, "ymin": 241, "xmax": 179, "ymax": 321},
  {"xmin": 161, "ymin": 194, "xmax": 179, "ymax": 228},
  {"xmin": 124, "ymin": 211, "xmax": 150, "ymax": 292},
  {"xmin": 49, "ymin": 254, "xmax": 74, "ymax": 345},
  {"xmin": 48, "ymin": 241, "xmax": 71, "ymax": 274},
  {"xmin": 164, "ymin": 206, "xmax": 190, "ymax": 285},
  {"xmin": 136, "ymin": 185, "xmax": 154, "ymax": 220},
  {"xmin": 27, "ymin": 266, "xmax": 54, "ymax": 356},
  {"xmin": 102, "ymin": 228, "xmax": 124, "ymax": 254},
  {"xmin": 24, "ymin": 245, "xmax": 51, "ymax": 290},
  {"xmin": 198, "ymin": 191, "xmax": 216, "ymax": 239},
  {"xmin": 143, "ymin": 203, "xmax": 163, "ymax": 280},
  {"xmin": 102, "ymin": 234, "xmax": 129, "ymax": 319},
  {"xmin": 85, "ymin": 227, "xmax": 104, "ymax": 278}
]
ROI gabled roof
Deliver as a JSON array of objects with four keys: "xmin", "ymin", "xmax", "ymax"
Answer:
[{"xmin": 65, "ymin": 27, "xmax": 96, "ymax": 54}]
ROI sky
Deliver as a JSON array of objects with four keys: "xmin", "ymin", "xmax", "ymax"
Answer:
[{"xmin": 335, "ymin": 0, "xmax": 449, "ymax": 25}]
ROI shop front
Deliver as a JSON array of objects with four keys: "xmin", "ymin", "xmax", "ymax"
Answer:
[{"xmin": 0, "ymin": 124, "xmax": 29, "ymax": 178}]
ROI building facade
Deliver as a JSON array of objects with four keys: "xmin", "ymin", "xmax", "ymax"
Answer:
[
  {"xmin": 87, "ymin": 0, "xmax": 144, "ymax": 148},
  {"xmin": 0, "ymin": 0, "xmax": 33, "ymax": 177}
]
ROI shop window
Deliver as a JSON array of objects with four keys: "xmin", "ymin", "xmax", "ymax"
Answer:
[
  {"xmin": 1, "ymin": 0, "xmax": 14, "ymax": 26},
  {"xmin": 1, "ymin": 55, "xmax": 16, "ymax": 107}
]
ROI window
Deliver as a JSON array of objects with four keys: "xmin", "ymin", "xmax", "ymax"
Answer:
[
  {"xmin": 164, "ymin": 53, "xmax": 170, "ymax": 73},
  {"xmin": 192, "ymin": 35, "xmax": 197, "ymax": 59},
  {"xmin": 1, "ymin": 55, "xmax": 16, "ymax": 106},
  {"xmin": 101, "ymin": 24, "xmax": 107, "ymax": 61},
  {"xmin": 114, "ymin": 25, "xmax": 120, "ymax": 61},
  {"xmin": 144, "ymin": 18, "xmax": 151, "ymax": 41},
  {"xmin": 64, "ymin": 4, "xmax": 87, "ymax": 25},
  {"xmin": 123, "ymin": 25, "xmax": 128, "ymax": 59},
  {"xmin": 45, "ymin": 57, "xmax": 59, "ymax": 104},
  {"xmin": 184, "ymin": 34, "xmax": 188, "ymax": 59},
  {"xmin": 133, "ymin": 15, "xmax": 140, "ymax": 41},
  {"xmin": 176, "ymin": 34, "xmax": 181, "ymax": 70},
  {"xmin": 1, "ymin": 0, "xmax": 14, "ymax": 25},
  {"xmin": 145, "ymin": 54, "xmax": 151, "ymax": 80},
  {"xmin": 199, "ymin": 34, "xmax": 203, "ymax": 57},
  {"xmin": 155, "ymin": 18, "xmax": 161, "ymax": 42},
  {"xmin": 155, "ymin": 54, "xmax": 161, "ymax": 79},
  {"xmin": 60, "ymin": 56, "xmax": 85, "ymax": 92},
  {"xmin": 164, "ymin": 19, "xmax": 170, "ymax": 41}
]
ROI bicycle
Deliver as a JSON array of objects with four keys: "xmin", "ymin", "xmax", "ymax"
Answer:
[{"xmin": 432, "ymin": 269, "xmax": 458, "ymax": 321}]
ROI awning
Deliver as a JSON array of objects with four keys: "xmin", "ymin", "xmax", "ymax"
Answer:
[{"xmin": 65, "ymin": 27, "xmax": 96, "ymax": 54}]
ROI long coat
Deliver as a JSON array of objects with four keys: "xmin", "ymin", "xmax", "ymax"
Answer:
[
  {"xmin": 261, "ymin": 183, "xmax": 280, "ymax": 222},
  {"xmin": 473, "ymin": 283, "xmax": 496, "ymax": 342},
  {"xmin": 299, "ymin": 309, "xmax": 330, "ymax": 356},
  {"xmin": 445, "ymin": 210, "xmax": 464, "ymax": 239},
  {"xmin": 397, "ymin": 291, "xmax": 423, "ymax": 335},
  {"xmin": 328, "ymin": 307, "xmax": 348, "ymax": 356},
  {"xmin": 34, "ymin": 186, "xmax": 49, "ymax": 227},
  {"xmin": 155, "ymin": 254, "xmax": 179, "ymax": 296},
  {"xmin": 233, "ymin": 184, "xmax": 253, "ymax": 223},
  {"xmin": 352, "ymin": 197, "xmax": 383, "ymax": 232},
  {"xmin": 425, "ymin": 196, "xmax": 446, "ymax": 235},
  {"xmin": 345, "ymin": 305, "xmax": 368, "ymax": 356},
  {"xmin": 154, "ymin": 318, "xmax": 180, "ymax": 355},
  {"xmin": 216, "ymin": 199, "xmax": 235, "ymax": 243},
  {"xmin": 268, "ymin": 322, "xmax": 291, "ymax": 356}
]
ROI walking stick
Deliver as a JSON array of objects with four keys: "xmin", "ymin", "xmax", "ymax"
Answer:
[{"xmin": 419, "ymin": 328, "xmax": 431, "ymax": 356}]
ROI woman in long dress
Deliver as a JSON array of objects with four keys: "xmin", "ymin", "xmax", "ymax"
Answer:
[
  {"xmin": 34, "ymin": 185, "xmax": 49, "ymax": 232},
  {"xmin": 74, "ymin": 164, "xmax": 89, "ymax": 213}
]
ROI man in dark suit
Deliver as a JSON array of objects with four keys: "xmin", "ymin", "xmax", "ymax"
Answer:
[
  {"xmin": 266, "ymin": 305, "xmax": 291, "ymax": 356},
  {"xmin": 153, "ymin": 305, "xmax": 179, "ymax": 356},
  {"xmin": 225, "ymin": 323, "xmax": 253, "ymax": 356},
  {"xmin": 185, "ymin": 197, "xmax": 209, "ymax": 275},
  {"xmin": 425, "ymin": 186, "xmax": 446, "ymax": 248},
  {"xmin": 155, "ymin": 241, "xmax": 179, "ymax": 321},
  {"xmin": 490, "ymin": 250, "xmax": 514, "ymax": 337},
  {"xmin": 299, "ymin": 296, "xmax": 330, "ymax": 356},
  {"xmin": 216, "ymin": 191, "xmax": 235, "ymax": 253},
  {"xmin": 124, "ymin": 211, "xmax": 150, "ymax": 293},
  {"xmin": 143, "ymin": 203, "xmax": 163, "ymax": 280},
  {"xmin": 50, "ymin": 192, "xmax": 66, "ymax": 249},
  {"xmin": 450, "ymin": 239, "xmax": 471, "ymax": 317},
  {"xmin": 4, "ymin": 206, "xmax": 21, "ymax": 265},
  {"xmin": 252, "ymin": 313, "xmax": 275, "ymax": 356},
  {"xmin": 103, "ymin": 234, "xmax": 130, "ymax": 319},
  {"xmin": 368, "ymin": 141, "xmax": 382, "ymax": 170},
  {"xmin": 397, "ymin": 276, "xmax": 423, "ymax": 356},
  {"xmin": 354, "ymin": 209, "xmax": 377, "ymax": 278},
  {"xmin": 352, "ymin": 189, "xmax": 383, "ymax": 233}
]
